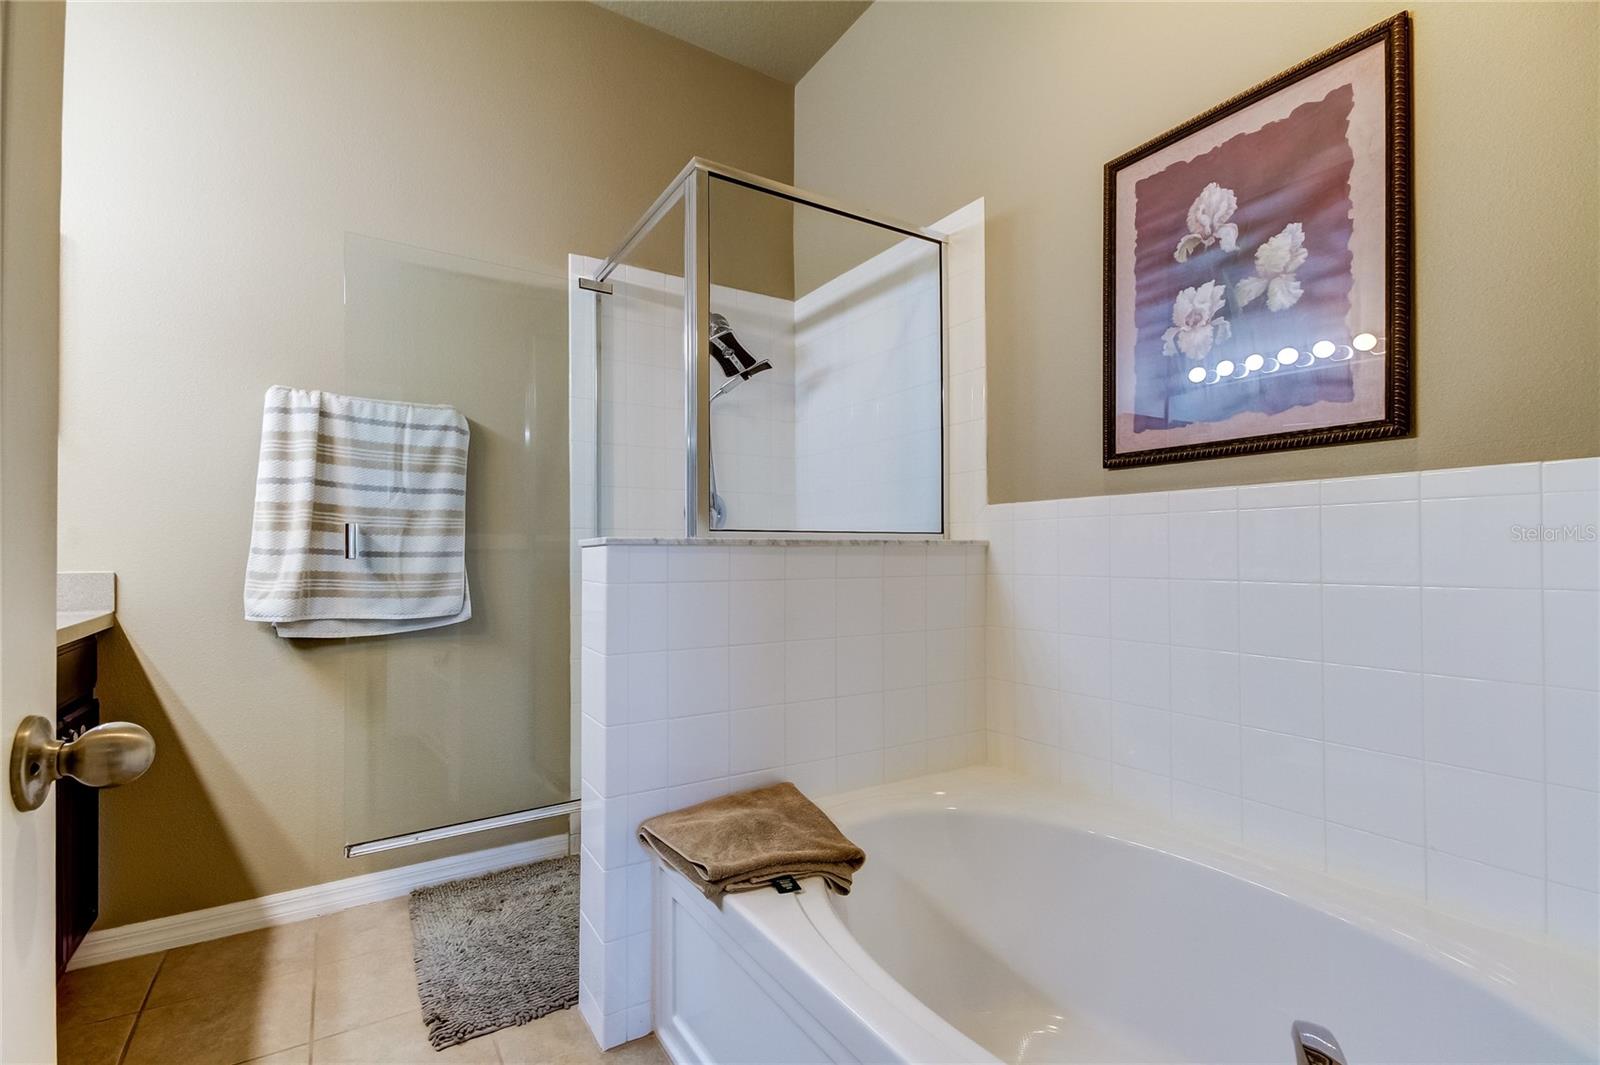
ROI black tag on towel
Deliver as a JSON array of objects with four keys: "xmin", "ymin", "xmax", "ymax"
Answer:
[{"xmin": 770, "ymin": 875, "xmax": 802, "ymax": 894}]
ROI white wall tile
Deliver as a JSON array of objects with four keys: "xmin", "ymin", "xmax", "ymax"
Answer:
[
  {"xmin": 1242, "ymin": 728, "xmax": 1323, "ymax": 817},
  {"xmin": 1112, "ymin": 703, "xmax": 1171, "ymax": 774},
  {"xmin": 1169, "ymin": 508, "xmax": 1238, "ymax": 580},
  {"xmin": 1238, "ymin": 506, "xmax": 1321, "ymax": 582},
  {"xmin": 1238, "ymin": 480, "xmax": 1319, "ymax": 509},
  {"xmin": 667, "ymin": 582, "xmax": 729, "ymax": 649},
  {"xmin": 1111, "ymin": 639, "xmax": 1169, "ymax": 710},
  {"xmin": 1240, "ymin": 655, "xmax": 1322, "ymax": 738},
  {"xmin": 1546, "ymin": 785, "xmax": 1599, "ymax": 892},
  {"xmin": 1322, "ymin": 502, "xmax": 1419, "ymax": 585},
  {"xmin": 1059, "ymin": 576, "xmax": 1111, "ymax": 636},
  {"xmin": 667, "ymin": 713, "xmax": 729, "ymax": 786},
  {"xmin": 1326, "ymin": 824, "xmax": 1425, "ymax": 897},
  {"xmin": 836, "ymin": 578, "xmax": 883, "ymax": 636},
  {"xmin": 785, "ymin": 699, "xmax": 838, "ymax": 763},
  {"xmin": 1541, "ymin": 491, "xmax": 1599, "ymax": 590},
  {"xmin": 1546, "ymin": 687, "xmax": 1600, "ymax": 791},
  {"xmin": 1170, "ymin": 580, "xmax": 1238, "ymax": 651},
  {"xmin": 1111, "ymin": 578, "xmax": 1170, "ymax": 644},
  {"xmin": 1423, "ymin": 675, "xmax": 1542, "ymax": 779},
  {"xmin": 1422, "ymin": 588, "xmax": 1543, "ymax": 684},
  {"xmin": 1547, "ymin": 883, "xmax": 1599, "ymax": 949},
  {"xmin": 1321, "ymin": 472, "xmax": 1417, "ymax": 505},
  {"xmin": 785, "ymin": 579, "xmax": 836, "ymax": 640},
  {"xmin": 729, "ymin": 706, "xmax": 784, "ymax": 774},
  {"xmin": 1172, "ymin": 781, "xmax": 1242, "ymax": 840},
  {"xmin": 1060, "ymin": 634, "xmax": 1111, "ymax": 698},
  {"xmin": 1058, "ymin": 515, "xmax": 1110, "ymax": 576},
  {"xmin": 836, "ymin": 635, "xmax": 885, "ymax": 696},
  {"xmin": 1171, "ymin": 714, "xmax": 1240, "ymax": 793},
  {"xmin": 835, "ymin": 692, "xmax": 885, "ymax": 755},
  {"xmin": 1426, "ymin": 763, "xmax": 1544, "ymax": 876},
  {"xmin": 1323, "ymin": 665, "xmax": 1422, "ymax": 757},
  {"xmin": 1239, "ymin": 582, "xmax": 1321, "ymax": 660},
  {"xmin": 1421, "ymin": 495, "xmax": 1541, "ymax": 588},
  {"xmin": 1112, "ymin": 763, "xmax": 1171, "ymax": 815},
  {"xmin": 1061, "ymin": 693, "xmax": 1112, "ymax": 758},
  {"xmin": 1421, "ymin": 463, "xmax": 1541, "ymax": 499},
  {"xmin": 786, "ymin": 638, "xmax": 837, "ymax": 701},
  {"xmin": 1324, "ymin": 745, "xmax": 1425, "ymax": 844},
  {"xmin": 1543, "ymin": 458, "xmax": 1600, "ymax": 494},
  {"xmin": 1322, "ymin": 585, "xmax": 1421, "ymax": 672},
  {"xmin": 1242, "ymin": 800, "xmax": 1324, "ymax": 867},
  {"xmin": 728, "ymin": 642, "xmax": 784, "ymax": 711},
  {"xmin": 729, "ymin": 580, "xmax": 785, "ymax": 645},
  {"xmin": 1171, "ymin": 647, "xmax": 1241, "ymax": 722},
  {"xmin": 1109, "ymin": 512, "xmax": 1168, "ymax": 578},
  {"xmin": 1427, "ymin": 851, "xmax": 1545, "ymax": 933},
  {"xmin": 1544, "ymin": 590, "xmax": 1599, "ymax": 691}
]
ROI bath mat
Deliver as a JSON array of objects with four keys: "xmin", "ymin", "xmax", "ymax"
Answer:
[{"xmin": 409, "ymin": 854, "xmax": 580, "ymax": 1049}]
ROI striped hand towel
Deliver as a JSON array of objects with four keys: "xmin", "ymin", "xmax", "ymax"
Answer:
[{"xmin": 244, "ymin": 386, "xmax": 472, "ymax": 638}]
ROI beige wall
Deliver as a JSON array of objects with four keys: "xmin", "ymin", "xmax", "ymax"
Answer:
[
  {"xmin": 59, "ymin": 1, "xmax": 792, "ymax": 926},
  {"xmin": 796, "ymin": 2, "xmax": 1600, "ymax": 503}
]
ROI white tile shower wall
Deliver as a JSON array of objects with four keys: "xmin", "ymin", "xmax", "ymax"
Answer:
[
  {"xmin": 577, "ymin": 539, "xmax": 988, "ymax": 1047},
  {"xmin": 709, "ymin": 285, "xmax": 797, "ymax": 531},
  {"xmin": 790, "ymin": 199, "xmax": 987, "ymax": 535},
  {"xmin": 580, "ymin": 263, "xmax": 801, "ymax": 539},
  {"xmin": 793, "ymin": 240, "xmax": 941, "ymax": 532},
  {"xmin": 982, "ymin": 458, "xmax": 1599, "ymax": 950}
]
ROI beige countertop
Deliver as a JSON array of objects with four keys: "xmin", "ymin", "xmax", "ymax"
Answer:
[{"xmin": 57, "ymin": 572, "xmax": 115, "ymax": 647}]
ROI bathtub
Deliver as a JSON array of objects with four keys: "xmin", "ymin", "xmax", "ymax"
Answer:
[{"xmin": 652, "ymin": 768, "xmax": 1599, "ymax": 1064}]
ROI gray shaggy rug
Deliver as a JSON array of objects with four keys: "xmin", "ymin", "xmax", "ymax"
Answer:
[{"xmin": 409, "ymin": 855, "xmax": 580, "ymax": 1049}]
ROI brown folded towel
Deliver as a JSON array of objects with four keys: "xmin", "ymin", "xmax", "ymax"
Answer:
[{"xmin": 637, "ymin": 782, "xmax": 866, "ymax": 900}]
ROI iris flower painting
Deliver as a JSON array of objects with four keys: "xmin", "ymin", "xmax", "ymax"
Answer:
[{"xmin": 1104, "ymin": 14, "xmax": 1412, "ymax": 467}]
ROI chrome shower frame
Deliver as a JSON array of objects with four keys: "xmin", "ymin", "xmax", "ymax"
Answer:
[{"xmin": 580, "ymin": 157, "xmax": 951, "ymax": 538}]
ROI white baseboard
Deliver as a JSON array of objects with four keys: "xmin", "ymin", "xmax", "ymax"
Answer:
[{"xmin": 68, "ymin": 833, "xmax": 572, "ymax": 971}]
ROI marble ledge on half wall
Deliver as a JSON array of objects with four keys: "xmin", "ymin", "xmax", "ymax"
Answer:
[{"xmin": 579, "ymin": 537, "xmax": 986, "ymax": 548}]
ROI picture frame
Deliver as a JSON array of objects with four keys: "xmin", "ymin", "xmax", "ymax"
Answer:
[{"xmin": 1103, "ymin": 12, "xmax": 1413, "ymax": 469}]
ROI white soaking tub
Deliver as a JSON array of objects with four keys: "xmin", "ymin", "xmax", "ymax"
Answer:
[{"xmin": 652, "ymin": 769, "xmax": 1598, "ymax": 1065}]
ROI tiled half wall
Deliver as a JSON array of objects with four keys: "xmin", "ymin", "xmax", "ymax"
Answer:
[
  {"xmin": 577, "ymin": 538, "xmax": 988, "ymax": 1046},
  {"xmin": 981, "ymin": 458, "xmax": 1599, "ymax": 951}
]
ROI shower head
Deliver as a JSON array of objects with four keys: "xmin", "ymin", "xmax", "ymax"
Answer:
[{"xmin": 708, "ymin": 312, "xmax": 774, "ymax": 402}]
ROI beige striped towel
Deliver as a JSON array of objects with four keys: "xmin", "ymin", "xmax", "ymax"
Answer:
[{"xmin": 244, "ymin": 385, "xmax": 472, "ymax": 638}]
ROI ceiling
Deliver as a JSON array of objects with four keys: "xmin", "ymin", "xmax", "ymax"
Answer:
[{"xmin": 593, "ymin": 1, "xmax": 871, "ymax": 84}]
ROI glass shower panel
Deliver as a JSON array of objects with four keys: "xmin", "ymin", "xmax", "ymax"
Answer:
[
  {"xmin": 707, "ymin": 176, "xmax": 944, "ymax": 534},
  {"xmin": 596, "ymin": 198, "xmax": 686, "ymax": 538},
  {"xmin": 341, "ymin": 234, "xmax": 571, "ymax": 850}
]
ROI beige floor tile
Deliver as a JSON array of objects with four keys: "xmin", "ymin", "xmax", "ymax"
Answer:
[
  {"xmin": 57, "ymin": 1013, "xmax": 136, "ymax": 1065},
  {"xmin": 314, "ymin": 899, "xmax": 412, "ymax": 965},
  {"xmin": 123, "ymin": 966, "xmax": 313, "ymax": 1065},
  {"xmin": 308, "ymin": 1008, "xmax": 500, "ymax": 1064},
  {"xmin": 57, "ymin": 951, "xmax": 164, "ymax": 1027},
  {"xmin": 604, "ymin": 1036, "xmax": 670, "ymax": 1065},
  {"xmin": 242, "ymin": 1045, "xmax": 310, "ymax": 1064},
  {"xmin": 311, "ymin": 947, "xmax": 419, "ymax": 1039},
  {"xmin": 149, "ymin": 922, "xmax": 316, "ymax": 1007},
  {"xmin": 493, "ymin": 1010, "xmax": 665, "ymax": 1065},
  {"xmin": 493, "ymin": 1007, "xmax": 602, "ymax": 1065}
]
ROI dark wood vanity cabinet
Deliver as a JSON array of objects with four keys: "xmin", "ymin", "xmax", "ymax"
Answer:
[{"xmin": 55, "ymin": 636, "xmax": 99, "ymax": 975}]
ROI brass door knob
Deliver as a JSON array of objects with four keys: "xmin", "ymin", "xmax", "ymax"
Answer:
[{"xmin": 10, "ymin": 716, "xmax": 155, "ymax": 811}]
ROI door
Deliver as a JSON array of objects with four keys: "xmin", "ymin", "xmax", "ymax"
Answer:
[{"xmin": 0, "ymin": 2, "xmax": 66, "ymax": 1061}]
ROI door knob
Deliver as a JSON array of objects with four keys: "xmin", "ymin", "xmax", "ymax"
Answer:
[{"xmin": 10, "ymin": 716, "xmax": 155, "ymax": 811}]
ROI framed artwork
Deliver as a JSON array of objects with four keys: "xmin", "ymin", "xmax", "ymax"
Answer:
[{"xmin": 1104, "ymin": 13, "xmax": 1412, "ymax": 468}]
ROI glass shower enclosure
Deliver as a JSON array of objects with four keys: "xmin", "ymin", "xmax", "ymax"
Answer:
[
  {"xmin": 340, "ymin": 235, "xmax": 575, "ymax": 856},
  {"xmin": 578, "ymin": 159, "xmax": 948, "ymax": 539}
]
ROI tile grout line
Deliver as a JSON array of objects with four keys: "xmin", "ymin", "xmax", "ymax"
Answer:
[{"xmin": 114, "ymin": 949, "xmax": 167, "ymax": 1065}]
